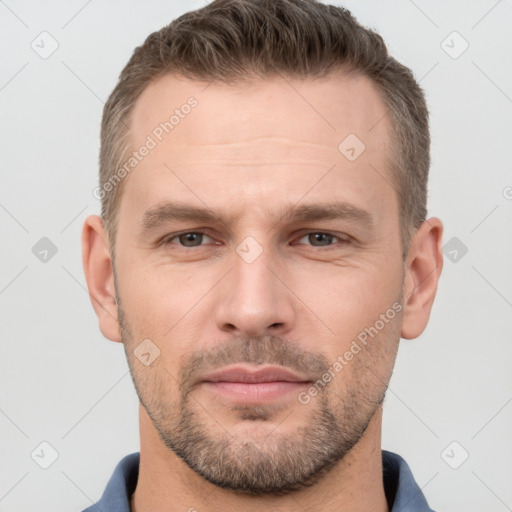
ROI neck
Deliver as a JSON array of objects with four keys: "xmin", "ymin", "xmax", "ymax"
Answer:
[{"xmin": 130, "ymin": 404, "xmax": 389, "ymax": 512}]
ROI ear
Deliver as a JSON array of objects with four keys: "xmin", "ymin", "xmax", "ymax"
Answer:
[
  {"xmin": 81, "ymin": 214, "xmax": 122, "ymax": 343},
  {"xmin": 401, "ymin": 217, "xmax": 444, "ymax": 340}
]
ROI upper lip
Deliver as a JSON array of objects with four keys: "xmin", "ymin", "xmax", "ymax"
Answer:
[{"xmin": 200, "ymin": 365, "xmax": 311, "ymax": 384}]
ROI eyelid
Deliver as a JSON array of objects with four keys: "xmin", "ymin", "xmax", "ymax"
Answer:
[
  {"xmin": 293, "ymin": 229, "xmax": 350, "ymax": 241},
  {"xmin": 161, "ymin": 230, "xmax": 216, "ymax": 247},
  {"xmin": 293, "ymin": 231, "xmax": 351, "ymax": 249}
]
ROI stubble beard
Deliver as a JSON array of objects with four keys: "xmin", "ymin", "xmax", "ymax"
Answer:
[{"xmin": 118, "ymin": 304, "xmax": 394, "ymax": 496}]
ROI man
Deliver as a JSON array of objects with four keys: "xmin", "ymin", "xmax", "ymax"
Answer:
[{"xmin": 81, "ymin": 0, "xmax": 443, "ymax": 510}]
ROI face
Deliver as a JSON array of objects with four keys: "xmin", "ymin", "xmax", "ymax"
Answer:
[{"xmin": 113, "ymin": 72, "xmax": 405, "ymax": 495}]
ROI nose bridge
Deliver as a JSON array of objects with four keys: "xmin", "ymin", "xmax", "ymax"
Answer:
[
  {"xmin": 214, "ymin": 236, "xmax": 295, "ymax": 336},
  {"xmin": 235, "ymin": 239, "xmax": 276, "ymax": 300}
]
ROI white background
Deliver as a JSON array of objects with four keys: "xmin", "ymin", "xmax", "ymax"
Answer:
[{"xmin": 1, "ymin": 1, "xmax": 511, "ymax": 511}]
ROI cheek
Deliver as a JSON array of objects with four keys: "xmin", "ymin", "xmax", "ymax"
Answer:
[
  {"xmin": 117, "ymin": 261, "xmax": 216, "ymax": 380},
  {"xmin": 118, "ymin": 259, "xmax": 203, "ymax": 329},
  {"xmin": 295, "ymin": 262, "xmax": 403, "ymax": 345}
]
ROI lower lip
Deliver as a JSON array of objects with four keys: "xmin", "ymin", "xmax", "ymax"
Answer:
[{"xmin": 202, "ymin": 381, "xmax": 310, "ymax": 403}]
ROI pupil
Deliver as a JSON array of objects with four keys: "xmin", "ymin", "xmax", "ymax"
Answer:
[
  {"xmin": 181, "ymin": 233, "xmax": 201, "ymax": 246},
  {"xmin": 312, "ymin": 233, "xmax": 331, "ymax": 246}
]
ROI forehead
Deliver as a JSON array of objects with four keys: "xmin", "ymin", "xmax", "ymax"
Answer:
[
  {"xmin": 130, "ymin": 72, "xmax": 390, "ymax": 152},
  {"xmin": 119, "ymin": 72, "xmax": 396, "ymax": 232}
]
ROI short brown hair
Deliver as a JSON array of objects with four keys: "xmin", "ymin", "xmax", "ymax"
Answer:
[{"xmin": 99, "ymin": 0, "xmax": 430, "ymax": 259}]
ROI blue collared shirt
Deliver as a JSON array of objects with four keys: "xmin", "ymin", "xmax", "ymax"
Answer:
[{"xmin": 82, "ymin": 450, "xmax": 435, "ymax": 511}]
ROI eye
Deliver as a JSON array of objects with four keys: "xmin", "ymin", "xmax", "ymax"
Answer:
[
  {"xmin": 160, "ymin": 230, "xmax": 349, "ymax": 250},
  {"xmin": 295, "ymin": 232, "xmax": 348, "ymax": 248},
  {"xmin": 162, "ymin": 231, "xmax": 214, "ymax": 248}
]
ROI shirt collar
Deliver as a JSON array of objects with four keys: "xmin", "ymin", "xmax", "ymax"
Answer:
[
  {"xmin": 382, "ymin": 450, "xmax": 436, "ymax": 511},
  {"xmin": 82, "ymin": 450, "xmax": 435, "ymax": 511}
]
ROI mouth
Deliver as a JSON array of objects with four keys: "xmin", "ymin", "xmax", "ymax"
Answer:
[{"xmin": 199, "ymin": 365, "xmax": 311, "ymax": 403}]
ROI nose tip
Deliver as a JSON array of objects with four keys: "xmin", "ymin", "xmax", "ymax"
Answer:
[
  {"xmin": 214, "ymin": 255, "xmax": 295, "ymax": 338},
  {"xmin": 220, "ymin": 303, "xmax": 286, "ymax": 338},
  {"xmin": 229, "ymin": 322, "xmax": 285, "ymax": 339}
]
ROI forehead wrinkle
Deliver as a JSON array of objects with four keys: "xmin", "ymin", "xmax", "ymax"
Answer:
[
  {"xmin": 168, "ymin": 136, "xmax": 335, "ymax": 149},
  {"xmin": 155, "ymin": 139, "xmax": 340, "ymax": 166}
]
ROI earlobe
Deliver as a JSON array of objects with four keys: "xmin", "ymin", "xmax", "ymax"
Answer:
[
  {"xmin": 401, "ymin": 217, "xmax": 444, "ymax": 340},
  {"xmin": 81, "ymin": 214, "xmax": 122, "ymax": 343}
]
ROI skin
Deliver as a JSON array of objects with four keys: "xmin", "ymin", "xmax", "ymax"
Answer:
[{"xmin": 82, "ymin": 72, "xmax": 443, "ymax": 512}]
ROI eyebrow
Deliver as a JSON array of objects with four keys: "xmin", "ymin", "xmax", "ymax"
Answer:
[{"xmin": 139, "ymin": 200, "xmax": 374, "ymax": 235}]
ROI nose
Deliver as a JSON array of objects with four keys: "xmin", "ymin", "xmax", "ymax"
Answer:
[{"xmin": 214, "ymin": 243, "xmax": 296, "ymax": 338}]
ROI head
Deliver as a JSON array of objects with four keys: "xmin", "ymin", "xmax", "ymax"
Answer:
[{"xmin": 83, "ymin": 0, "xmax": 443, "ymax": 496}]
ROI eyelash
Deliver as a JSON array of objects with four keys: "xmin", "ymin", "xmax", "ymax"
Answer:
[{"xmin": 160, "ymin": 230, "xmax": 350, "ymax": 250}]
